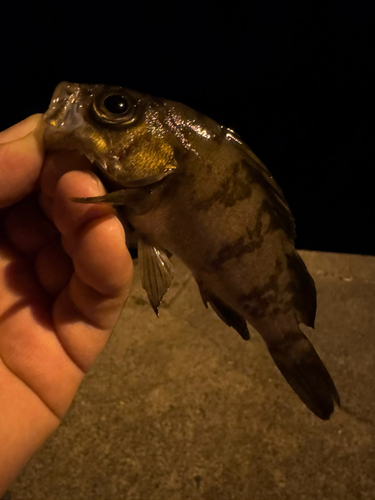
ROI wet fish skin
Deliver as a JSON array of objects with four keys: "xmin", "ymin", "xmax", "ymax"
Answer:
[{"xmin": 43, "ymin": 82, "xmax": 339, "ymax": 419}]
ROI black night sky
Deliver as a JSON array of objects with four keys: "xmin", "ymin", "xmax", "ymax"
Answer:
[{"xmin": 1, "ymin": 1, "xmax": 373, "ymax": 255}]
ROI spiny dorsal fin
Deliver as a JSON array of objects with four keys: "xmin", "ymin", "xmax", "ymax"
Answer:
[{"xmin": 232, "ymin": 139, "xmax": 296, "ymax": 240}]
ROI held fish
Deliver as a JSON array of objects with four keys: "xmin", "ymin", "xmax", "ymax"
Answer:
[{"xmin": 43, "ymin": 82, "xmax": 340, "ymax": 419}]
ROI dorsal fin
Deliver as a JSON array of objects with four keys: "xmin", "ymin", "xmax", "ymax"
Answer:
[{"xmin": 230, "ymin": 138, "xmax": 296, "ymax": 240}]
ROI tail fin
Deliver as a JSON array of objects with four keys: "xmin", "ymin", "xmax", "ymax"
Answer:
[{"xmin": 268, "ymin": 330, "xmax": 340, "ymax": 419}]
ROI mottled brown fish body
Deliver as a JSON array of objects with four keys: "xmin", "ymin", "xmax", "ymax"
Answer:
[
  {"xmin": 126, "ymin": 133, "xmax": 312, "ymax": 334},
  {"xmin": 43, "ymin": 82, "xmax": 339, "ymax": 419}
]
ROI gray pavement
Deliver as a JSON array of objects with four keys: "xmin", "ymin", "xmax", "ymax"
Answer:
[{"xmin": 10, "ymin": 251, "xmax": 375, "ymax": 499}]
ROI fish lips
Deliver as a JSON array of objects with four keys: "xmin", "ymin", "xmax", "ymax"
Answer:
[{"xmin": 43, "ymin": 82, "xmax": 89, "ymax": 145}]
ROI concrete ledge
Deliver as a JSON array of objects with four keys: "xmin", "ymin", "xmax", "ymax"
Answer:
[{"xmin": 11, "ymin": 251, "xmax": 375, "ymax": 500}]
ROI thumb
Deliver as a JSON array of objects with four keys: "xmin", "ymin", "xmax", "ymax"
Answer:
[{"xmin": 0, "ymin": 114, "xmax": 45, "ymax": 208}]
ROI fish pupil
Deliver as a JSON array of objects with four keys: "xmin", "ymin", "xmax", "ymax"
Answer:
[{"xmin": 103, "ymin": 94, "xmax": 129, "ymax": 114}]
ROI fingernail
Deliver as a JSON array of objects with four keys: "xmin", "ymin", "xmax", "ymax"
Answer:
[
  {"xmin": 85, "ymin": 170, "xmax": 107, "ymax": 193},
  {"xmin": 0, "ymin": 114, "xmax": 43, "ymax": 144}
]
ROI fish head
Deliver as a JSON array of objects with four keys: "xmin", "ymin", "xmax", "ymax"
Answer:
[{"xmin": 43, "ymin": 82, "xmax": 178, "ymax": 187}]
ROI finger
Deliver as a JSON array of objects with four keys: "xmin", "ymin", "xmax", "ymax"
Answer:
[
  {"xmin": 4, "ymin": 196, "xmax": 74, "ymax": 296},
  {"xmin": 52, "ymin": 170, "xmax": 133, "ymax": 371},
  {"xmin": 0, "ymin": 242, "xmax": 83, "ymax": 419},
  {"xmin": 39, "ymin": 150, "xmax": 94, "ymax": 221},
  {"xmin": 5, "ymin": 196, "xmax": 58, "ymax": 257},
  {"xmin": 0, "ymin": 114, "xmax": 43, "ymax": 144},
  {"xmin": 54, "ymin": 170, "xmax": 131, "ymax": 295},
  {"xmin": 39, "ymin": 150, "xmax": 93, "ymax": 198},
  {"xmin": 0, "ymin": 242, "xmax": 51, "ymax": 317},
  {"xmin": 34, "ymin": 239, "xmax": 73, "ymax": 295},
  {"xmin": 53, "ymin": 170, "xmax": 115, "ymax": 251},
  {"xmin": 53, "ymin": 217, "xmax": 133, "ymax": 372},
  {"xmin": 71, "ymin": 214, "xmax": 132, "ymax": 296},
  {"xmin": 0, "ymin": 115, "xmax": 45, "ymax": 208}
]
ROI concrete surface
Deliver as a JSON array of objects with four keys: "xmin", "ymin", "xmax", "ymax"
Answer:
[{"xmin": 9, "ymin": 251, "xmax": 375, "ymax": 500}]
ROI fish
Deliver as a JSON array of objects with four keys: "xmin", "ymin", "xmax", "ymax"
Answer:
[{"xmin": 43, "ymin": 82, "xmax": 340, "ymax": 419}]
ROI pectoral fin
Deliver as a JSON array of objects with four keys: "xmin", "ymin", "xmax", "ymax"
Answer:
[
  {"xmin": 200, "ymin": 289, "xmax": 250, "ymax": 340},
  {"xmin": 72, "ymin": 184, "xmax": 164, "ymax": 215},
  {"xmin": 138, "ymin": 239, "xmax": 174, "ymax": 315},
  {"xmin": 72, "ymin": 190, "xmax": 129, "ymax": 205}
]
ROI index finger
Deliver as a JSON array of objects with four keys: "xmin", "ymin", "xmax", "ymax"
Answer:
[{"xmin": 0, "ymin": 114, "xmax": 45, "ymax": 208}]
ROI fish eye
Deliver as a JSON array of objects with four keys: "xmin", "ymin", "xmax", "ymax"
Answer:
[
  {"xmin": 92, "ymin": 90, "xmax": 136, "ymax": 126},
  {"xmin": 103, "ymin": 94, "xmax": 129, "ymax": 114}
]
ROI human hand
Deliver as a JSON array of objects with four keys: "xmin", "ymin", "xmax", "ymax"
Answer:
[{"xmin": 0, "ymin": 115, "xmax": 133, "ymax": 493}]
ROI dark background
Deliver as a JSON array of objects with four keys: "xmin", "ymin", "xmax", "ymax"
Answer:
[{"xmin": 1, "ymin": 1, "xmax": 373, "ymax": 255}]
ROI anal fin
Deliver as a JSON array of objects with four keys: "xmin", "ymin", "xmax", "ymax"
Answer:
[
  {"xmin": 200, "ymin": 289, "xmax": 250, "ymax": 341},
  {"xmin": 138, "ymin": 239, "xmax": 174, "ymax": 316}
]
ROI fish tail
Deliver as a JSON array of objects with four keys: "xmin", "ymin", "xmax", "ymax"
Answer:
[{"xmin": 267, "ymin": 330, "xmax": 340, "ymax": 419}]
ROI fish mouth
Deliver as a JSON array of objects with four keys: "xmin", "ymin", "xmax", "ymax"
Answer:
[
  {"xmin": 43, "ymin": 82, "xmax": 115, "ymax": 176},
  {"xmin": 43, "ymin": 82, "xmax": 86, "ymax": 146}
]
